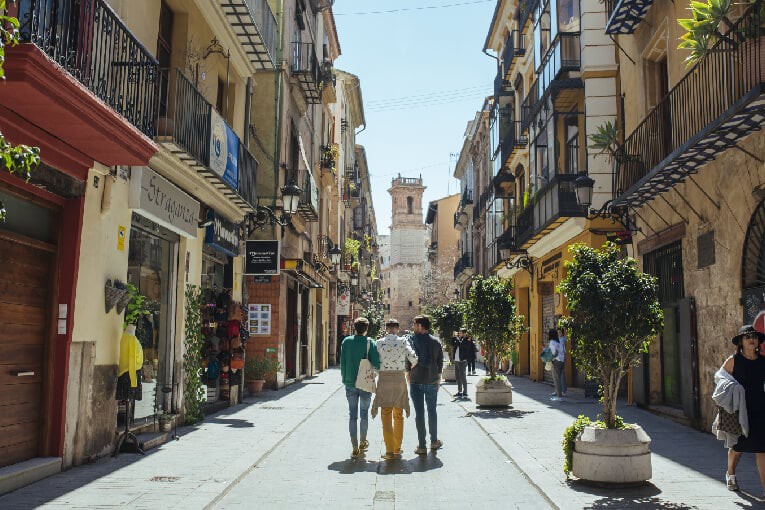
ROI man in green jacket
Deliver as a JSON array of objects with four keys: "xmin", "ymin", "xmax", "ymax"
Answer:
[{"xmin": 340, "ymin": 317, "xmax": 381, "ymax": 458}]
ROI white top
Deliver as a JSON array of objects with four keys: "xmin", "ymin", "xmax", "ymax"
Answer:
[
  {"xmin": 550, "ymin": 339, "xmax": 565, "ymax": 363},
  {"xmin": 377, "ymin": 334, "xmax": 418, "ymax": 371}
]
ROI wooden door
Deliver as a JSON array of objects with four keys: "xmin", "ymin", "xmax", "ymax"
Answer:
[{"xmin": 0, "ymin": 231, "xmax": 53, "ymax": 468}]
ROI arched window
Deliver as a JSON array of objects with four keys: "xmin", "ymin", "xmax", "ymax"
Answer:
[
  {"xmin": 407, "ymin": 196, "xmax": 413, "ymax": 214},
  {"xmin": 742, "ymin": 200, "xmax": 765, "ymax": 323}
]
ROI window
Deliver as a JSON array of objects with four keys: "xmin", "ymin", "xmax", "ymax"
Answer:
[
  {"xmin": 407, "ymin": 197, "xmax": 413, "ymax": 214},
  {"xmin": 408, "ymin": 301, "xmax": 413, "ymax": 308},
  {"xmin": 565, "ymin": 116, "xmax": 580, "ymax": 174},
  {"xmin": 156, "ymin": 1, "xmax": 173, "ymax": 116}
]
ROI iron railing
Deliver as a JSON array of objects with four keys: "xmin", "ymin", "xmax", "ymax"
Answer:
[
  {"xmin": 244, "ymin": 0, "xmax": 278, "ymax": 60},
  {"xmin": 292, "ymin": 42, "xmax": 321, "ymax": 84},
  {"xmin": 238, "ymin": 144, "xmax": 258, "ymax": 208},
  {"xmin": 515, "ymin": 174, "xmax": 586, "ymax": 245},
  {"xmin": 454, "ymin": 252, "xmax": 474, "ymax": 280},
  {"xmin": 18, "ymin": 0, "xmax": 158, "ymax": 136},
  {"xmin": 473, "ymin": 184, "xmax": 493, "ymax": 222},
  {"xmin": 501, "ymin": 120, "xmax": 528, "ymax": 166},
  {"xmin": 502, "ymin": 32, "xmax": 515, "ymax": 74},
  {"xmin": 616, "ymin": 2, "xmax": 763, "ymax": 198},
  {"xmin": 519, "ymin": 0, "xmax": 539, "ymax": 33},
  {"xmin": 514, "ymin": 30, "xmax": 526, "ymax": 57},
  {"xmin": 461, "ymin": 188, "xmax": 474, "ymax": 206}
]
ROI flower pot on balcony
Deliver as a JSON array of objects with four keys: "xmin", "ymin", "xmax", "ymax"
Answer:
[
  {"xmin": 572, "ymin": 425, "xmax": 652, "ymax": 486},
  {"xmin": 443, "ymin": 363, "xmax": 456, "ymax": 382},
  {"xmin": 475, "ymin": 376, "xmax": 513, "ymax": 407}
]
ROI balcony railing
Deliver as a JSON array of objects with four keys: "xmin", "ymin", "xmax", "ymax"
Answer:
[
  {"xmin": 298, "ymin": 169, "xmax": 320, "ymax": 221},
  {"xmin": 473, "ymin": 184, "xmax": 494, "ymax": 222},
  {"xmin": 494, "ymin": 71, "xmax": 513, "ymax": 103},
  {"xmin": 519, "ymin": 0, "xmax": 540, "ymax": 33},
  {"xmin": 514, "ymin": 30, "xmax": 526, "ymax": 57},
  {"xmin": 392, "ymin": 176, "xmax": 423, "ymax": 186},
  {"xmin": 155, "ymin": 69, "xmax": 255, "ymax": 210},
  {"xmin": 18, "ymin": 0, "xmax": 159, "ymax": 137},
  {"xmin": 461, "ymin": 188, "xmax": 474, "ymax": 206},
  {"xmin": 515, "ymin": 174, "xmax": 586, "ymax": 246},
  {"xmin": 615, "ymin": 3, "xmax": 763, "ymax": 207},
  {"xmin": 501, "ymin": 120, "xmax": 528, "ymax": 166},
  {"xmin": 219, "ymin": 0, "xmax": 277, "ymax": 68},
  {"xmin": 605, "ymin": 0, "xmax": 655, "ymax": 35},
  {"xmin": 454, "ymin": 252, "xmax": 474, "ymax": 280},
  {"xmin": 292, "ymin": 42, "xmax": 321, "ymax": 103},
  {"xmin": 502, "ymin": 32, "xmax": 515, "ymax": 75}
]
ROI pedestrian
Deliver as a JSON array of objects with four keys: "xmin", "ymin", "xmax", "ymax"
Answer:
[
  {"xmin": 340, "ymin": 317, "xmax": 381, "ymax": 459},
  {"xmin": 453, "ymin": 331, "xmax": 471, "ymax": 398},
  {"xmin": 714, "ymin": 325, "xmax": 765, "ymax": 495},
  {"xmin": 548, "ymin": 329, "xmax": 565, "ymax": 401},
  {"xmin": 406, "ymin": 315, "xmax": 444, "ymax": 455},
  {"xmin": 371, "ymin": 318, "xmax": 418, "ymax": 460},
  {"xmin": 461, "ymin": 327, "xmax": 478, "ymax": 375},
  {"xmin": 556, "ymin": 327, "xmax": 568, "ymax": 396}
]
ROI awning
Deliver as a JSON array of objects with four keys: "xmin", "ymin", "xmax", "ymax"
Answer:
[{"xmin": 281, "ymin": 258, "xmax": 323, "ymax": 289}]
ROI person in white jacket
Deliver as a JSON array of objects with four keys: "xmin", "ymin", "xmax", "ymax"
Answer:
[
  {"xmin": 372, "ymin": 319, "xmax": 418, "ymax": 460},
  {"xmin": 548, "ymin": 329, "xmax": 566, "ymax": 400}
]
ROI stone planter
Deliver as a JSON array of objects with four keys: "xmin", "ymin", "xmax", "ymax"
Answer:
[
  {"xmin": 442, "ymin": 364, "xmax": 456, "ymax": 382},
  {"xmin": 158, "ymin": 415, "xmax": 175, "ymax": 432},
  {"xmin": 572, "ymin": 425, "xmax": 652, "ymax": 485},
  {"xmin": 475, "ymin": 377, "xmax": 512, "ymax": 407},
  {"xmin": 246, "ymin": 379, "xmax": 266, "ymax": 396}
]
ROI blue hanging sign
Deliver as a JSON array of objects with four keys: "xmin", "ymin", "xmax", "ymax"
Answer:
[{"xmin": 209, "ymin": 110, "xmax": 239, "ymax": 190}]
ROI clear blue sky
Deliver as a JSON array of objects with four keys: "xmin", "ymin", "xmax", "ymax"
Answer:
[{"xmin": 333, "ymin": 0, "xmax": 497, "ymax": 234}]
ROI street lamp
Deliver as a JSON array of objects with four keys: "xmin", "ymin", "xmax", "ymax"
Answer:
[
  {"xmin": 244, "ymin": 177, "xmax": 303, "ymax": 233},
  {"xmin": 505, "ymin": 253, "xmax": 533, "ymax": 274},
  {"xmin": 350, "ymin": 275, "xmax": 359, "ymax": 286},
  {"xmin": 329, "ymin": 246, "xmax": 342, "ymax": 265},
  {"xmin": 281, "ymin": 179, "xmax": 302, "ymax": 215},
  {"xmin": 574, "ymin": 172, "xmax": 636, "ymax": 231}
]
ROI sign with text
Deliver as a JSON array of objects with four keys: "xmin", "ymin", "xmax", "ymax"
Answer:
[
  {"xmin": 244, "ymin": 240, "xmax": 280, "ymax": 275},
  {"xmin": 248, "ymin": 304, "xmax": 271, "ymax": 335},
  {"xmin": 205, "ymin": 211, "xmax": 240, "ymax": 257},
  {"xmin": 209, "ymin": 109, "xmax": 239, "ymax": 190},
  {"xmin": 337, "ymin": 290, "xmax": 350, "ymax": 315},
  {"xmin": 129, "ymin": 166, "xmax": 199, "ymax": 237}
]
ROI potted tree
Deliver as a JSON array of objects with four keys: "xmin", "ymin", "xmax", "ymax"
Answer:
[
  {"xmin": 462, "ymin": 276, "xmax": 525, "ymax": 406},
  {"xmin": 245, "ymin": 356, "xmax": 281, "ymax": 396},
  {"xmin": 430, "ymin": 302, "xmax": 464, "ymax": 382},
  {"xmin": 558, "ymin": 243, "xmax": 663, "ymax": 485}
]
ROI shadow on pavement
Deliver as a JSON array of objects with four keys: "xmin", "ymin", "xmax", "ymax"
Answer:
[
  {"xmin": 464, "ymin": 408, "xmax": 535, "ymax": 420},
  {"xmin": 567, "ymin": 482, "xmax": 698, "ymax": 509},
  {"xmin": 205, "ymin": 417, "xmax": 254, "ymax": 428},
  {"xmin": 327, "ymin": 453, "xmax": 444, "ymax": 475}
]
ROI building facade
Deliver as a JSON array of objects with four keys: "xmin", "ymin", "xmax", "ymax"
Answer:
[{"xmin": 424, "ymin": 194, "xmax": 461, "ymax": 308}]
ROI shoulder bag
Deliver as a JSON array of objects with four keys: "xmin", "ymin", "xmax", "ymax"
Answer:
[{"xmin": 355, "ymin": 338, "xmax": 377, "ymax": 393}]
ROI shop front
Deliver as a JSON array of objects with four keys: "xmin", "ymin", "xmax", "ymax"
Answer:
[
  {"xmin": 199, "ymin": 211, "xmax": 246, "ymax": 410},
  {"xmin": 123, "ymin": 166, "xmax": 199, "ymax": 429}
]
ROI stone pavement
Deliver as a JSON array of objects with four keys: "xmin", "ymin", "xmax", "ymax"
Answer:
[
  {"xmin": 1, "ymin": 365, "xmax": 764, "ymax": 509},
  {"xmin": 440, "ymin": 367, "xmax": 765, "ymax": 510}
]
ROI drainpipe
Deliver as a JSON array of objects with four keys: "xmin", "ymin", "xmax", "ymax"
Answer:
[
  {"xmin": 244, "ymin": 77, "xmax": 253, "ymax": 146},
  {"xmin": 273, "ymin": 0, "xmax": 286, "ymax": 211},
  {"xmin": 482, "ymin": 48, "xmax": 499, "ymax": 63}
]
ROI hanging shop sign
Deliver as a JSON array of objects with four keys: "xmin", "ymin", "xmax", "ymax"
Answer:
[
  {"xmin": 244, "ymin": 240, "xmax": 280, "ymax": 275},
  {"xmin": 209, "ymin": 109, "xmax": 239, "ymax": 190},
  {"xmin": 337, "ymin": 290, "xmax": 350, "ymax": 315},
  {"xmin": 204, "ymin": 211, "xmax": 240, "ymax": 257},
  {"xmin": 607, "ymin": 230, "xmax": 633, "ymax": 246},
  {"xmin": 248, "ymin": 304, "xmax": 272, "ymax": 335},
  {"xmin": 129, "ymin": 166, "xmax": 199, "ymax": 237}
]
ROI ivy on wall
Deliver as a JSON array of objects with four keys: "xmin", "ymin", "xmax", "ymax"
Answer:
[{"xmin": 183, "ymin": 284, "xmax": 205, "ymax": 424}]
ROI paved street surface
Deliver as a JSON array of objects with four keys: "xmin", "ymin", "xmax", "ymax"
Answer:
[{"xmin": 0, "ymin": 366, "xmax": 763, "ymax": 509}]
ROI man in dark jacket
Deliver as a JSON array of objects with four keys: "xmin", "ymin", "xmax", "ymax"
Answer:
[
  {"xmin": 406, "ymin": 315, "xmax": 444, "ymax": 455},
  {"xmin": 460, "ymin": 327, "xmax": 478, "ymax": 375}
]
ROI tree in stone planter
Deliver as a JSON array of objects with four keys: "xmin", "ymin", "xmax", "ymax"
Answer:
[
  {"xmin": 429, "ymin": 302, "xmax": 464, "ymax": 345},
  {"xmin": 462, "ymin": 276, "xmax": 525, "ymax": 379},
  {"xmin": 558, "ymin": 242, "xmax": 663, "ymax": 429}
]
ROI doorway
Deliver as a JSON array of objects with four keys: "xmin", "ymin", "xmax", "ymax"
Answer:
[{"xmin": 286, "ymin": 286, "xmax": 297, "ymax": 379}]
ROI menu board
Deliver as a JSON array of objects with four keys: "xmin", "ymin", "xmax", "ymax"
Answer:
[{"xmin": 248, "ymin": 304, "xmax": 271, "ymax": 335}]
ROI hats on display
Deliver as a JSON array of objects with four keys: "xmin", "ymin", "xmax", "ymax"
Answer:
[{"xmin": 731, "ymin": 324, "xmax": 765, "ymax": 345}]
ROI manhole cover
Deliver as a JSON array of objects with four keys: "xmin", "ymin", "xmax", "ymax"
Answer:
[
  {"xmin": 149, "ymin": 476, "xmax": 180, "ymax": 482},
  {"xmin": 374, "ymin": 491, "xmax": 395, "ymax": 501},
  {"xmin": 260, "ymin": 406, "xmax": 284, "ymax": 410}
]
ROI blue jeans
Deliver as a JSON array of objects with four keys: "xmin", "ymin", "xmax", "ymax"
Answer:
[
  {"xmin": 410, "ymin": 383, "xmax": 438, "ymax": 448},
  {"xmin": 345, "ymin": 386, "xmax": 371, "ymax": 446}
]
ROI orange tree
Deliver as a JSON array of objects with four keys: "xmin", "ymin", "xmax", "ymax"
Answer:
[
  {"xmin": 461, "ymin": 276, "xmax": 525, "ymax": 379},
  {"xmin": 558, "ymin": 243, "xmax": 663, "ymax": 428}
]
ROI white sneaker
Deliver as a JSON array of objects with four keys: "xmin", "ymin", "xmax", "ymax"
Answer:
[
  {"xmin": 550, "ymin": 396, "xmax": 561, "ymax": 401},
  {"xmin": 726, "ymin": 472, "xmax": 739, "ymax": 491}
]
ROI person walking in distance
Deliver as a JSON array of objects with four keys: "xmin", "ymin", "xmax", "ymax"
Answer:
[
  {"xmin": 406, "ymin": 315, "xmax": 444, "ymax": 455},
  {"xmin": 340, "ymin": 317, "xmax": 380, "ymax": 459},
  {"xmin": 548, "ymin": 329, "xmax": 566, "ymax": 401},
  {"xmin": 460, "ymin": 327, "xmax": 478, "ymax": 375},
  {"xmin": 453, "ymin": 330, "xmax": 470, "ymax": 398},
  {"xmin": 556, "ymin": 327, "xmax": 568, "ymax": 396},
  {"xmin": 372, "ymin": 319, "xmax": 418, "ymax": 460}
]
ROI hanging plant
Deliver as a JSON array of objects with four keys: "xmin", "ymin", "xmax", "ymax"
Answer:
[
  {"xmin": 123, "ymin": 283, "xmax": 152, "ymax": 327},
  {"xmin": 344, "ymin": 238, "xmax": 361, "ymax": 267},
  {"xmin": 183, "ymin": 285, "xmax": 205, "ymax": 425}
]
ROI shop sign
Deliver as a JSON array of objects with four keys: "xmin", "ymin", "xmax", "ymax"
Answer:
[
  {"xmin": 244, "ymin": 240, "xmax": 280, "ymax": 275},
  {"xmin": 337, "ymin": 290, "xmax": 350, "ymax": 315},
  {"xmin": 209, "ymin": 109, "xmax": 239, "ymax": 190},
  {"xmin": 607, "ymin": 230, "xmax": 633, "ymax": 246},
  {"xmin": 204, "ymin": 211, "xmax": 240, "ymax": 257},
  {"xmin": 540, "ymin": 252, "xmax": 562, "ymax": 277},
  {"xmin": 129, "ymin": 166, "xmax": 199, "ymax": 237}
]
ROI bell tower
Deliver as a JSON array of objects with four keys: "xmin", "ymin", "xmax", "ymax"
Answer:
[{"xmin": 389, "ymin": 175, "xmax": 426, "ymax": 230}]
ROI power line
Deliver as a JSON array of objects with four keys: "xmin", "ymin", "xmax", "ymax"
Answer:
[
  {"xmin": 366, "ymin": 92, "xmax": 489, "ymax": 112},
  {"xmin": 334, "ymin": 0, "xmax": 494, "ymax": 16},
  {"xmin": 366, "ymin": 83, "xmax": 492, "ymax": 106}
]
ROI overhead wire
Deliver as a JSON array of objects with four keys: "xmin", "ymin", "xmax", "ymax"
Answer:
[
  {"xmin": 366, "ymin": 92, "xmax": 490, "ymax": 112},
  {"xmin": 333, "ymin": 0, "xmax": 494, "ymax": 16},
  {"xmin": 365, "ymin": 83, "xmax": 492, "ymax": 106}
]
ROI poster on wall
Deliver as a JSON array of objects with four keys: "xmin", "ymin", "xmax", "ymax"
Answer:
[
  {"xmin": 248, "ymin": 304, "xmax": 271, "ymax": 335},
  {"xmin": 244, "ymin": 240, "xmax": 280, "ymax": 275},
  {"xmin": 337, "ymin": 290, "xmax": 350, "ymax": 315}
]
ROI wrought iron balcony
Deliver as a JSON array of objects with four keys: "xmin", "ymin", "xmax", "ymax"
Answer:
[
  {"xmin": 454, "ymin": 252, "xmax": 474, "ymax": 281},
  {"xmin": 519, "ymin": 0, "xmax": 540, "ymax": 33},
  {"xmin": 473, "ymin": 184, "xmax": 494, "ymax": 222},
  {"xmin": 515, "ymin": 173, "xmax": 586, "ymax": 247},
  {"xmin": 155, "ymin": 69, "xmax": 254, "ymax": 210},
  {"xmin": 605, "ymin": 0, "xmax": 655, "ymax": 35},
  {"xmin": 500, "ymin": 120, "xmax": 529, "ymax": 168},
  {"xmin": 18, "ymin": 0, "xmax": 158, "ymax": 137},
  {"xmin": 291, "ymin": 42, "xmax": 321, "ymax": 103},
  {"xmin": 514, "ymin": 30, "xmax": 526, "ymax": 57},
  {"xmin": 523, "ymin": 34, "xmax": 581, "ymax": 132},
  {"xmin": 460, "ymin": 188, "xmax": 474, "ymax": 207},
  {"xmin": 614, "ymin": 3, "xmax": 764, "ymax": 208},
  {"xmin": 298, "ymin": 169, "xmax": 319, "ymax": 221},
  {"xmin": 494, "ymin": 71, "xmax": 514, "ymax": 104},
  {"xmin": 218, "ymin": 0, "xmax": 277, "ymax": 69}
]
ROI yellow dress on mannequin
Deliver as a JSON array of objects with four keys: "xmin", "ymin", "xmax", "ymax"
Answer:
[{"xmin": 119, "ymin": 324, "xmax": 144, "ymax": 387}]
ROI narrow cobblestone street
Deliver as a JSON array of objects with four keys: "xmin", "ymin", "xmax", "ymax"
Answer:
[{"xmin": 1, "ymin": 367, "xmax": 764, "ymax": 509}]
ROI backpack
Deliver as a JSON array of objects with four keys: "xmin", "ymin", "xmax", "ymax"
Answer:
[{"xmin": 540, "ymin": 346, "xmax": 554, "ymax": 363}]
